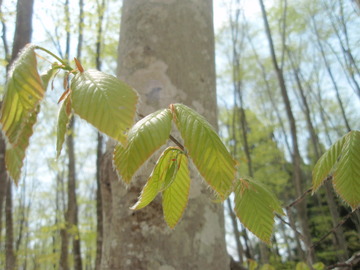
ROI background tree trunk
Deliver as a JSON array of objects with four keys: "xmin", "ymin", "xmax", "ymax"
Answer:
[
  {"xmin": 94, "ymin": 2, "xmax": 105, "ymax": 268},
  {"xmin": 1, "ymin": 0, "xmax": 34, "ymax": 268},
  {"xmin": 10, "ymin": 0, "xmax": 34, "ymax": 62},
  {"xmin": 5, "ymin": 180, "xmax": 15, "ymax": 270},
  {"xmin": 99, "ymin": 1, "xmax": 230, "ymax": 269},
  {"xmin": 258, "ymin": 0, "xmax": 315, "ymax": 265}
]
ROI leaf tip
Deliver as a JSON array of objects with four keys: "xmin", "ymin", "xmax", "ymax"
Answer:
[{"xmin": 74, "ymin": 57, "xmax": 84, "ymax": 73}]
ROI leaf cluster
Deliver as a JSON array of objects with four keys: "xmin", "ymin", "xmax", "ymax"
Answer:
[{"xmin": 4, "ymin": 45, "xmax": 359, "ymax": 244}]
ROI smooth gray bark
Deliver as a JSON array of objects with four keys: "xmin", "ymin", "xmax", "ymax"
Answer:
[{"xmin": 100, "ymin": 1, "xmax": 229, "ymax": 269}]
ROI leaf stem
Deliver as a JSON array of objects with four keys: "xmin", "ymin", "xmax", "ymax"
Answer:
[{"xmin": 35, "ymin": 46, "xmax": 73, "ymax": 71}]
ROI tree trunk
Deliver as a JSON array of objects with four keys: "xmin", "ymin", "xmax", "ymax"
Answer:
[
  {"xmin": 288, "ymin": 49, "xmax": 349, "ymax": 261},
  {"xmin": 66, "ymin": 117, "xmax": 82, "ymax": 270},
  {"xmin": 324, "ymin": 0, "xmax": 360, "ymax": 99},
  {"xmin": 59, "ymin": 173, "xmax": 69, "ymax": 270},
  {"xmin": 226, "ymin": 199, "xmax": 244, "ymax": 264},
  {"xmin": 95, "ymin": 133, "xmax": 103, "ymax": 270},
  {"xmin": 59, "ymin": 227, "xmax": 69, "ymax": 270},
  {"xmin": 5, "ymin": 180, "xmax": 15, "ymax": 270},
  {"xmin": 99, "ymin": 1, "xmax": 229, "ymax": 269},
  {"xmin": 94, "ymin": 2, "xmax": 105, "ymax": 268},
  {"xmin": 311, "ymin": 16, "xmax": 351, "ymax": 132},
  {"xmin": 1, "ymin": 0, "xmax": 34, "ymax": 267},
  {"xmin": 69, "ymin": 1, "xmax": 85, "ymax": 268},
  {"xmin": 10, "ymin": 0, "xmax": 34, "ymax": 63},
  {"xmin": 0, "ymin": 129, "xmax": 7, "ymax": 244},
  {"xmin": 258, "ymin": 0, "xmax": 315, "ymax": 265}
]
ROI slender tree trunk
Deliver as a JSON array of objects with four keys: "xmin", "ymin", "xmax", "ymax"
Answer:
[
  {"xmin": 1, "ymin": 0, "xmax": 35, "ymax": 268},
  {"xmin": 227, "ymin": 2, "xmax": 251, "ymax": 263},
  {"xmin": 286, "ymin": 208, "xmax": 305, "ymax": 261},
  {"xmin": 59, "ymin": 0, "xmax": 71, "ymax": 270},
  {"xmin": 59, "ymin": 228, "xmax": 69, "ymax": 270},
  {"xmin": 94, "ymin": 2, "xmax": 105, "ymax": 268},
  {"xmin": 66, "ymin": 117, "xmax": 82, "ymax": 270},
  {"xmin": 324, "ymin": 0, "xmax": 360, "ymax": 99},
  {"xmin": 10, "ymin": 0, "xmax": 34, "ymax": 63},
  {"xmin": 279, "ymin": 219, "xmax": 294, "ymax": 261},
  {"xmin": 246, "ymin": 32, "xmax": 292, "ymax": 155},
  {"xmin": 5, "ymin": 180, "xmax": 15, "ymax": 270},
  {"xmin": 15, "ymin": 183, "xmax": 28, "ymax": 253},
  {"xmin": 59, "ymin": 172, "xmax": 69, "ymax": 270},
  {"xmin": 0, "ymin": 130, "xmax": 7, "ymax": 245},
  {"xmin": 0, "ymin": 0, "xmax": 7, "ymax": 243},
  {"xmin": 68, "ymin": 1, "xmax": 85, "ymax": 269},
  {"xmin": 247, "ymin": 26, "xmax": 307, "ymax": 261},
  {"xmin": 100, "ymin": 1, "xmax": 229, "ymax": 269},
  {"xmin": 258, "ymin": 0, "xmax": 315, "ymax": 265},
  {"xmin": 53, "ymin": 174, "xmax": 61, "ymax": 270},
  {"xmin": 311, "ymin": 16, "xmax": 351, "ymax": 132},
  {"xmin": 95, "ymin": 133, "xmax": 103, "ymax": 270},
  {"xmin": 288, "ymin": 49, "xmax": 349, "ymax": 261},
  {"xmin": 226, "ymin": 199, "xmax": 244, "ymax": 264}
]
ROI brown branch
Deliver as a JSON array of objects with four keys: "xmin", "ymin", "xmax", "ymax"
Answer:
[
  {"xmin": 325, "ymin": 252, "xmax": 360, "ymax": 269},
  {"xmin": 276, "ymin": 214, "xmax": 305, "ymax": 242},
  {"xmin": 285, "ymin": 176, "xmax": 332, "ymax": 210},
  {"xmin": 285, "ymin": 187, "xmax": 312, "ymax": 210},
  {"xmin": 312, "ymin": 209, "xmax": 359, "ymax": 249}
]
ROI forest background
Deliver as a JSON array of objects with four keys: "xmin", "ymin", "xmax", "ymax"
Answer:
[{"xmin": 0, "ymin": 0, "xmax": 359, "ymax": 269}]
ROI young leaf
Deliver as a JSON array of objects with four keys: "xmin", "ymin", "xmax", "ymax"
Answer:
[
  {"xmin": 234, "ymin": 178, "xmax": 284, "ymax": 244},
  {"xmin": 56, "ymin": 97, "xmax": 71, "ymax": 158},
  {"xmin": 162, "ymin": 153, "xmax": 191, "ymax": 228},
  {"xmin": 312, "ymin": 134, "xmax": 347, "ymax": 192},
  {"xmin": 41, "ymin": 63, "xmax": 59, "ymax": 90},
  {"xmin": 5, "ymin": 105, "xmax": 39, "ymax": 184},
  {"xmin": 172, "ymin": 103, "xmax": 236, "ymax": 199},
  {"xmin": 248, "ymin": 260, "xmax": 258, "ymax": 270},
  {"xmin": 0, "ymin": 44, "xmax": 45, "ymax": 145},
  {"xmin": 312, "ymin": 262, "xmax": 325, "ymax": 270},
  {"xmin": 295, "ymin": 262, "xmax": 310, "ymax": 270},
  {"xmin": 260, "ymin": 264, "xmax": 275, "ymax": 270},
  {"xmin": 332, "ymin": 131, "xmax": 360, "ymax": 209},
  {"xmin": 113, "ymin": 109, "xmax": 172, "ymax": 183},
  {"xmin": 131, "ymin": 147, "xmax": 183, "ymax": 210},
  {"xmin": 70, "ymin": 69, "xmax": 138, "ymax": 144}
]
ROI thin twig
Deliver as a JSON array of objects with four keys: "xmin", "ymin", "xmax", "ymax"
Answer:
[
  {"xmin": 285, "ymin": 187, "xmax": 312, "ymax": 210},
  {"xmin": 276, "ymin": 213, "xmax": 305, "ymax": 242},
  {"xmin": 325, "ymin": 252, "xmax": 360, "ymax": 269},
  {"xmin": 285, "ymin": 176, "xmax": 332, "ymax": 210},
  {"xmin": 312, "ymin": 209, "xmax": 359, "ymax": 249}
]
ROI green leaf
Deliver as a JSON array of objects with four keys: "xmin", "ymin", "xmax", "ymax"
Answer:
[
  {"xmin": 5, "ymin": 106, "xmax": 39, "ymax": 184},
  {"xmin": 41, "ymin": 63, "xmax": 59, "ymax": 90},
  {"xmin": 234, "ymin": 178, "xmax": 284, "ymax": 244},
  {"xmin": 333, "ymin": 131, "xmax": 360, "ymax": 209},
  {"xmin": 113, "ymin": 109, "xmax": 172, "ymax": 183},
  {"xmin": 56, "ymin": 97, "xmax": 71, "ymax": 158},
  {"xmin": 70, "ymin": 69, "xmax": 138, "ymax": 144},
  {"xmin": 296, "ymin": 262, "xmax": 310, "ymax": 270},
  {"xmin": 162, "ymin": 153, "xmax": 191, "ymax": 228},
  {"xmin": 172, "ymin": 103, "xmax": 236, "ymax": 199},
  {"xmin": 248, "ymin": 259, "xmax": 258, "ymax": 270},
  {"xmin": 312, "ymin": 134, "xmax": 347, "ymax": 192},
  {"xmin": 260, "ymin": 264, "xmax": 275, "ymax": 270},
  {"xmin": 131, "ymin": 147, "xmax": 183, "ymax": 210},
  {"xmin": 312, "ymin": 262, "xmax": 325, "ymax": 270},
  {"xmin": 0, "ymin": 44, "xmax": 45, "ymax": 145}
]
